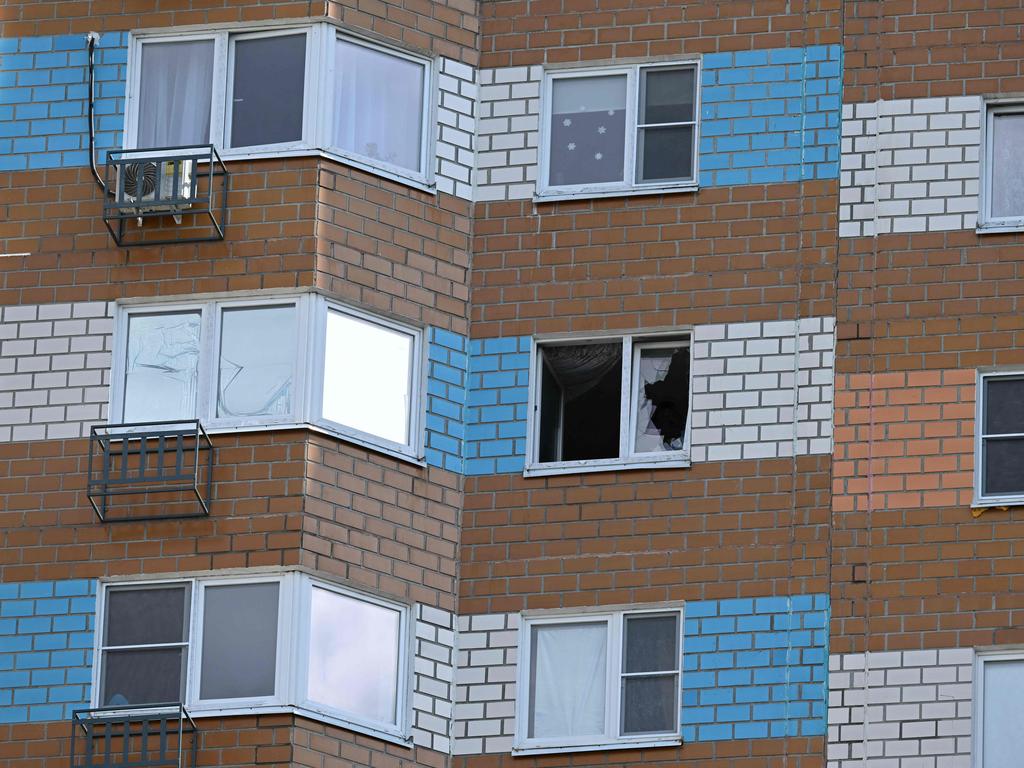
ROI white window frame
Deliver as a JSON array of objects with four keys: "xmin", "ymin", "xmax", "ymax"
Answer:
[
  {"xmin": 979, "ymin": 100, "xmax": 1024, "ymax": 232},
  {"xmin": 524, "ymin": 331, "xmax": 692, "ymax": 477},
  {"xmin": 536, "ymin": 60, "xmax": 701, "ymax": 201},
  {"xmin": 293, "ymin": 576, "xmax": 413, "ymax": 740},
  {"xmin": 514, "ymin": 605, "xmax": 684, "ymax": 755},
  {"xmin": 125, "ymin": 22, "xmax": 436, "ymax": 190},
  {"xmin": 973, "ymin": 369, "xmax": 1024, "ymax": 506},
  {"xmin": 92, "ymin": 572, "xmax": 413, "ymax": 745},
  {"xmin": 972, "ymin": 648, "xmax": 1024, "ymax": 768},
  {"xmin": 109, "ymin": 292, "xmax": 425, "ymax": 464}
]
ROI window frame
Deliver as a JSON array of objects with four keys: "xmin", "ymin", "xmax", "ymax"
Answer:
[
  {"xmin": 536, "ymin": 59, "xmax": 701, "ymax": 200},
  {"xmin": 524, "ymin": 331, "xmax": 692, "ymax": 477},
  {"xmin": 979, "ymin": 99, "xmax": 1024, "ymax": 232},
  {"xmin": 972, "ymin": 648, "xmax": 1024, "ymax": 768},
  {"xmin": 973, "ymin": 369, "xmax": 1024, "ymax": 507},
  {"xmin": 92, "ymin": 572, "xmax": 413, "ymax": 744},
  {"xmin": 109, "ymin": 292, "xmax": 425, "ymax": 464},
  {"xmin": 124, "ymin": 22, "xmax": 436, "ymax": 190},
  {"xmin": 514, "ymin": 605, "xmax": 684, "ymax": 755}
]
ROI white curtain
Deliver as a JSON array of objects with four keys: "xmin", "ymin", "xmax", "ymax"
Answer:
[
  {"xmin": 334, "ymin": 40, "xmax": 424, "ymax": 173},
  {"xmin": 530, "ymin": 623, "xmax": 607, "ymax": 739},
  {"xmin": 137, "ymin": 40, "xmax": 214, "ymax": 147}
]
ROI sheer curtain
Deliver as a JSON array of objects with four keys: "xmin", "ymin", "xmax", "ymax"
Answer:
[
  {"xmin": 334, "ymin": 39, "xmax": 424, "ymax": 173},
  {"xmin": 137, "ymin": 39, "xmax": 214, "ymax": 147},
  {"xmin": 529, "ymin": 623, "xmax": 607, "ymax": 739}
]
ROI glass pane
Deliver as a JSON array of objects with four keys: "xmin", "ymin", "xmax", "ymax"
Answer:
[
  {"xmin": 200, "ymin": 583, "xmax": 279, "ymax": 700},
  {"xmin": 637, "ymin": 125, "xmax": 694, "ymax": 183},
  {"xmin": 101, "ymin": 648, "xmax": 184, "ymax": 706},
  {"xmin": 641, "ymin": 68, "xmax": 695, "ymax": 125},
  {"xmin": 230, "ymin": 34, "xmax": 306, "ymax": 147},
  {"xmin": 322, "ymin": 310, "xmax": 413, "ymax": 445},
  {"xmin": 538, "ymin": 360, "xmax": 562, "ymax": 462},
  {"xmin": 984, "ymin": 377, "xmax": 1024, "ymax": 435},
  {"xmin": 335, "ymin": 39, "xmax": 425, "ymax": 172},
  {"xmin": 621, "ymin": 674, "xmax": 677, "ymax": 735},
  {"xmin": 548, "ymin": 75, "xmax": 627, "ymax": 187},
  {"xmin": 529, "ymin": 622, "xmax": 607, "ymax": 739},
  {"xmin": 217, "ymin": 305, "xmax": 296, "ymax": 419},
  {"xmin": 991, "ymin": 113, "xmax": 1024, "ymax": 219},
  {"xmin": 634, "ymin": 344, "xmax": 689, "ymax": 453},
  {"xmin": 307, "ymin": 587, "xmax": 401, "ymax": 725},
  {"xmin": 982, "ymin": 658, "xmax": 1024, "ymax": 768},
  {"xmin": 123, "ymin": 312, "xmax": 201, "ymax": 422},
  {"xmin": 983, "ymin": 437, "xmax": 1024, "ymax": 496},
  {"xmin": 624, "ymin": 614, "xmax": 679, "ymax": 673},
  {"xmin": 137, "ymin": 40, "xmax": 214, "ymax": 147},
  {"xmin": 105, "ymin": 585, "xmax": 189, "ymax": 647}
]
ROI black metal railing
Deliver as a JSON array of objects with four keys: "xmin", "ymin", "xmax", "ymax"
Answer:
[
  {"xmin": 102, "ymin": 144, "xmax": 228, "ymax": 247},
  {"xmin": 86, "ymin": 420, "xmax": 213, "ymax": 522},
  {"xmin": 70, "ymin": 704, "xmax": 198, "ymax": 768}
]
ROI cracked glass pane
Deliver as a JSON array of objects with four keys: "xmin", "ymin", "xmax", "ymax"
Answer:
[
  {"xmin": 123, "ymin": 312, "xmax": 201, "ymax": 422},
  {"xmin": 634, "ymin": 344, "xmax": 689, "ymax": 453},
  {"xmin": 322, "ymin": 310, "xmax": 413, "ymax": 445},
  {"xmin": 217, "ymin": 305, "xmax": 297, "ymax": 419}
]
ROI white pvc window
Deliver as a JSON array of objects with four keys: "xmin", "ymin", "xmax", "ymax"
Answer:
[
  {"xmin": 111, "ymin": 294, "xmax": 424, "ymax": 461},
  {"xmin": 974, "ymin": 371, "xmax": 1024, "ymax": 505},
  {"xmin": 516, "ymin": 608, "xmax": 683, "ymax": 753},
  {"xmin": 125, "ymin": 23, "xmax": 434, "ymax": 187},
  {"xmin": 974, "ymin": 651, "xmax": 1024, "ymax": 768},
  {"xmin": 981, "ymin": 102, "xmax": 1024, "ymax": 230},
  {"xmin": 527, "ymin": 333, "xmax": 691, "ymax": 476},
  {"xmin": 94, "ymin": 573, "xmax": 411, "ymax": 743},
  {"xmin": 538, "ymin": 62, "xmax": 699, "ymax": 198}
]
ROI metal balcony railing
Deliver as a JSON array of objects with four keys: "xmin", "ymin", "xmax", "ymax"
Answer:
[
  {"xmin": 70, "ymin": 704, "xmax": 198, "ymax": 768},
  {"xmin": 86, "ymin": 421, "xmax": 213, "ymax": 523}
]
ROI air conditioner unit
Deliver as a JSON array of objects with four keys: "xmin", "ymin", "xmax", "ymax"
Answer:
[{"xmin": 116, "ymin": 157, "xmax": 195, "ymax": 221}]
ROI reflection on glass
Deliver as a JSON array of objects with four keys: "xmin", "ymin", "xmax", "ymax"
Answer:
[
  {"xmin": 335, "ymin": 40, "xmax": 425, "ymax": 172},
  {"xmin": 991, "ymin": 113, "xmax": 1024, "ymax": 219},
  {"xmin": 307, "ymin": 587, "xmax": 401, "ymax": 724},
  {"xmin": 200, "ymin": 583, "xmax": 279, "ymax": 700},
  {"xmin": 124, "ymin": 312, "xmax": 201, "ymax": 422},
  {"xmin": 549, "ymin": 75, "xmax": 627, "ymax": 187},
  {"xmin": 634, "ymin": 345, "xmax": 689, "ymax": 453},
  {"xmin": 529, "ymin": 622, "xmax": 607, "ymax": 738},
  {"xmin": 217, "ymin": 305, "xmax": 296, "ymax": 418},
  {"xmin": 322, "ymin": 311, "xmax": 413, "ymax": 445},
  {"xmin": 230, "ymin": 34, "xmax": 306, "ymax": 148},
  {"xmin": 641, "ymin": 68, "xmax": 695, "ymax": 125}
]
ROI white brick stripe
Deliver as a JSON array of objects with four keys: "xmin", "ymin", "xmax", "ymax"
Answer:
[
  {"xmin": 474, "ymin": 66, "xmax": 541, "ymax": 202},
  {"xmin": 0, "ymin": 302, "xmax": 113, "ymax": 442},
  {"xmin": 827, "ymin": 649, "xmax": 973, "ymax": 768},
  {"xmin": 452, "ymin": 612, "xmax": 518, "ymax": 755},
  {"xmin": 412, "ymin": 604, "xmax": 457, "ymax": 752},
  {"xmin": 436, "ymin": 58, "xmax": 477, "ymax": 201}
]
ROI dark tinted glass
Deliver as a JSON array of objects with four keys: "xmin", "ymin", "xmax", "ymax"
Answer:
[
  {"xmin": 638, "ymin": 125, "xmax": 694, "ymax": 183},
  {"xmin": 624, "ymin": 614, "xmax": 679, "ymax": 673},
  {"xmin": 984, "ymin": 377, "xmax": 1024, "ymax": 435},
  {"xmin": 200, "ymin": 583, "xmax": 279, "ymax": 700},
  {"xmin": 539, "ymin": 360, "xmax": 562, "ymax": 462},
  {"xmin": 642, "ymin": 68, "xmax": 695, "ymax": 124},
  {"xmin": 984, "ymin": 437, "xmax": 1024, "ymax": 496},
  {"xmin": 101, "ymin": 648, "xmax": 184, "ymax": 706},
  {"xmin": 105, "ymin": 586, "xmax": 189, "ymax": 646},
  {"xmin": 231, "ymin": 34, "xmax": 306, "ymax": 147},
  {"xmin": 621, "ymin": 675, "xmax": 677, "ymax": 735}
]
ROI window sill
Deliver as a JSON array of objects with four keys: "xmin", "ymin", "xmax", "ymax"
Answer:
[
  {"xmin": 523, "ymin": 454, "xmax": 690, "ymax": 478},
  {"xmin": 512, "ymin": 737, "xmax": 682, "ymax": 756},
  {"xmin": 534, "ymin": 183, "xmax": 698, "ymax": 203},
  {"xmin": 976, "ymin": 222, "xmax": 1024, "ymax": 235},
  {"xmin": 971, "ymin": 495, "xmax": 1024, "ymax": 510}
]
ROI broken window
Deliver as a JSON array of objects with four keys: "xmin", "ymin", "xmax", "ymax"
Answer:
[
  {"xmin": 532, "ymin": 335, "xmax": 690, "ymax": 470},
  {"xmin": 122, "ymin": 311, "xmax": 202, "ymax": 423},
  {"xmin": 216, "ymin": 305, "xmax": 297, "ymax": 419}
]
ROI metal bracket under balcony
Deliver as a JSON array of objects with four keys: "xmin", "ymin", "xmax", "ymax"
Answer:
[
  {"xmin": 87, "ymin": 421, "xmax": 213, "ymax": 523},
  {"xmin": 70, "ymin": 704, "xmax": 198, "ymax": 768},
  {"xmin": 103, "ymin": 144, "xmax": 228, "ymax": 248}
]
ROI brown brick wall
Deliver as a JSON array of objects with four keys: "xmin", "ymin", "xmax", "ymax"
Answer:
[
  {"xmin": 841, "ymin": 0, "xmax": 1024, "ymax": 103},
  {"xmin": 1, "ymin": 0, "xmax": 479, "ymax": 65},
  {"xmin": 469, "ymin": 183, "xmax": 837, "ymax": 338},
  {"xmin": 459, "ymin": 455, "xmax": 831, "ymax": 614},
  {"xmin": 478, "ymin": 0, "xmax": 841, "ymax": 68}
]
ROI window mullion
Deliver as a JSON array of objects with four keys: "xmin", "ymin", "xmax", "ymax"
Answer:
[
  {"xmin": 626, "ymin": 68, "xmax": 640, "ymax": 187},
  {"xmin": 609, "ymin": 613, "xmax": 622, "ymax": 740},
  {"xmin": 619, "ymin": 338, "xmax": 634, "ymax": 459}
]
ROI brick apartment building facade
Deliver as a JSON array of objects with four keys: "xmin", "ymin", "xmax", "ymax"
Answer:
[{"xmin": 0, "ymin": 1, "xmax": 1021, "ymax": 767}]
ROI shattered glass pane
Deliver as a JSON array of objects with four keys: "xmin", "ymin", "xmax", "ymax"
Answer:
[
  {"xmin": 217, "ymin": 305, "xmax": 297, "ymax": 419},
  {"xmin": 634, "ymin": 345, "xmax": 689, "ymax": 453},
  {"xmin": 123, "ymin": 312, "xmax": 201, "ymax": 422},
  {"xmin": 322, "ymin": 310, "xmax": 413, "ymax": 445}
]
